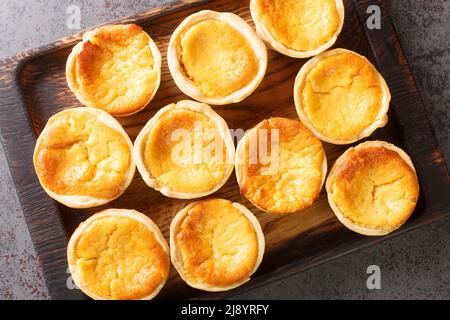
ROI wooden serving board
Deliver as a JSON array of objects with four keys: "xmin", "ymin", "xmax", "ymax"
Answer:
[{"xmin": 0, "ymin": 0, "xmax": 448, "ymax": 300}]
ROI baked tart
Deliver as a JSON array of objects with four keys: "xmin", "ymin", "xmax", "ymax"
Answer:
[
  {"xmin": 33, "ymin": 107, "xmax": 135, "ymax": 208},
  {"xmin": 68, "ymin": 209, "xmax": 170, "ymax": 300},
  {"xmin": 326, "ymin": 141, "xmax": 420, "ymax": 236},
  {"xmin": 294, "ymin": 49, "xmax": 391, "ymax": 144},
  {"xmin": 250, "ymin": 0, "xmax": 345, "ymax": 58},
  {"xmin": 133, "ymin": 100, "xmax": 235, "ymax": 199},
  {"xmin": 66, "ymin": 24, "xmax": 161, "ymax": 116},
  {"xmin": 168, "ymin": 10, "xmax": 267, "ymax": 105},
  {"xmin": 235, "ymin": 117, "xmax": 327, "ymax": 214},
  {"xmin": 170, "ymin": 199, "xmax": 265, "ymax": 291}
]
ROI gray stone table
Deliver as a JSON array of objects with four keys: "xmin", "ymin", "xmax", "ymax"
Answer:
[{"xmin": 0, "ymin": 0, "xmax": 448, "ymax": 299}]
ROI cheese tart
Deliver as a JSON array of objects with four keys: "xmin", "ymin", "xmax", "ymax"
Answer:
[
  {"xmin": 294, "ymin": 48, "xmax": 391, "ymax": 144},
  {"xmin": 326, "ymin": 141, "xmax": 420, "ymax": 236},
  {"xmin": 68, "ymin": 209, "xmax": 170, "ymax": 300},
  {"xmin": 66, "ymin": 24, "xmax": 161, "ymax": 116},
  {"xmin": 170, "ymin": 199, "xmax": 265, "ymax": 291},
  {"xmin": 133, "ymin": 100, "xmax": 235, "ymax": 199},
  {"xmin": 250, "ymin": 0, "xmax": 344, "ymax": 58},
  {"xmin": 236, "ymin": 117, "xmax": 327, "ymax": 215},
  {"xmin": 167, "ymin": 10, "xmax": 267, "ymax": 105},
  {"xmin": 33, "ymin": 107, "xmax": 135, "ymax": 208},
  {"xmin": 294, "ymin": 49, "xmax": 391, "ymax": 144}
]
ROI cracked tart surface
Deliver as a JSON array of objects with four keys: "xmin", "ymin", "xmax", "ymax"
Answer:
[
  {"xmin": 66, "ymin": 24, "xmax": 161, "ymax": 116},
  {"xmin": 67, "ymin": 209, "xmax": 169, "ymax": 300},
  {"xmin": 168, "ymin": 10, "xmax": 267, "ymax": 105},
  {"xmin": 133, "ymin": 100, "xmax": 235, "ymax": 199},
  {"xmin": 170, "ymin": 199, "xmax": 264, "ymax": 291},
  {"xmin": 326, "ymin": 141, "xmax": 420, "ymax": 236},
  {"xmin": 235, "ymin": 117, "xmax": 327, "ymax": 215},
  {"xmin": 294, "ymin": 49, "xmax": 391, "ymax": 144},
  {"xmin": 33, "ymin": 107, "xmax": 135, "ymax": 208},
  {"xmin": 250, "ymin": 0, "xmax": 344, "ymax": 58}
]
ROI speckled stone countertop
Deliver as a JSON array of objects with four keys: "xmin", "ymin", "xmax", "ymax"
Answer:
[{"xmin": 0, "ymin": 0, "xmax": 448, "ymax": 299}]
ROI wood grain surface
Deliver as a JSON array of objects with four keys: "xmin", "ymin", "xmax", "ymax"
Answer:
[{"xmin": 0, "ymin": 0, "xmax": 448, "ymax": 299}]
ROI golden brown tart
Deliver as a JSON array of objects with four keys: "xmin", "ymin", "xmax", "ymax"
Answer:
[
  {"xmin": 170, "ymin": 199, "xmax": 265, "ymax": 291},
  {"xmin": 33, "ymin": 107, "xmax": 135, "ymax": 208},
  {"xmin": 168, "ymin": 10, "xmax": 267, "ymax": 105},
  {"xmin": 326, "ymin": 141, "xmax": 420, "ymax": 236},
  {"xmin": 133, "ymin": 100, "xmax": 235, "ymax": 199},
  {"xmin": 250, "ymin": 0, "xmax": 345, "ymax": 58},
  {"xmin": 66, "ymin": 24, "xmax": 161, "ymax": 116},
  {"xmin": 294, "ymin": 49, "xmax": 391, "ymax": 144},
  {"xmin": 68, "ymin": 209, "xmax": 170, "ymax": 300},
  {"xmin": 235, "ymin": 117, "xmax": 327, "ymax": 214}
]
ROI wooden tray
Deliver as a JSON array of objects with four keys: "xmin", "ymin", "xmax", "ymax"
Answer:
[{"xmin": 0, "ymin": 0, "xmax": 448, "ymax": 300}]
